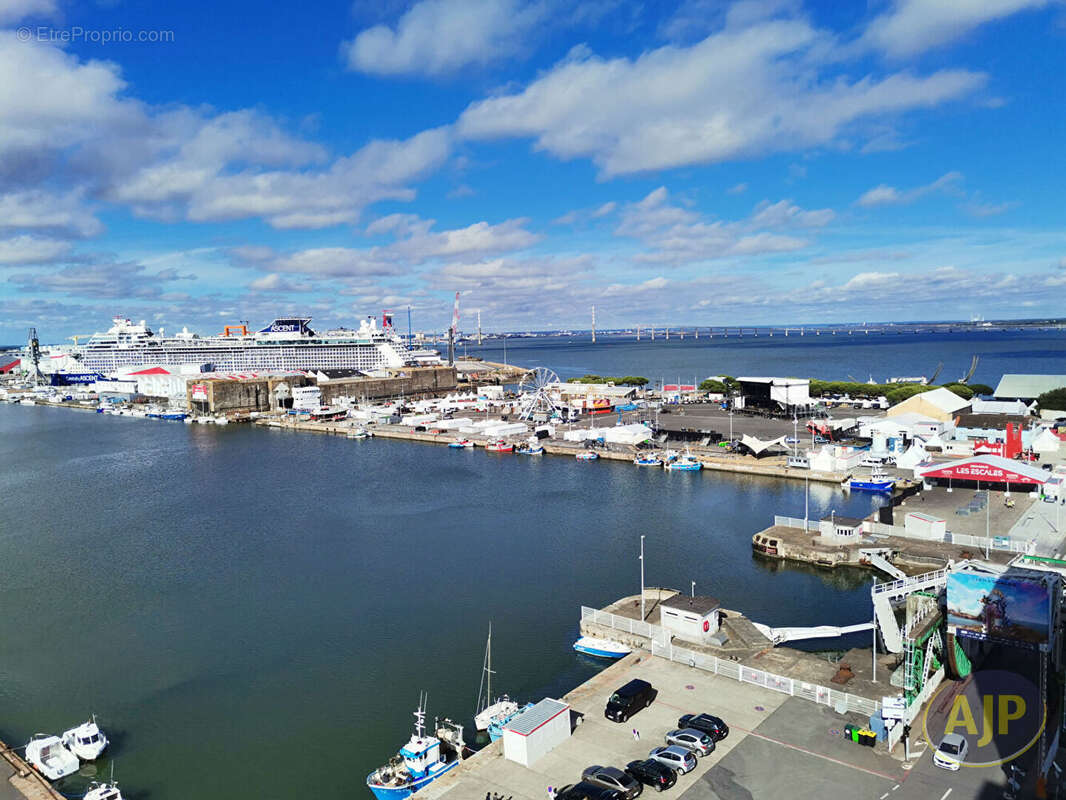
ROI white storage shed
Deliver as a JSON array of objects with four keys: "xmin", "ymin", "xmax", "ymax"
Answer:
[
  {"xmin": 502, "ymin": 698, "xmax": 571, "ymax": 767},
  {"xmin": 904, "ymin": 512, "xmax": 947, "ymax": 541},
  {"xmin": 659, "ymin": 595, "xmax": 721, "ymax": 644}
]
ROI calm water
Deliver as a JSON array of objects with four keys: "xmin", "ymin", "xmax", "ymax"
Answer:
[
  {"xmin": 0, "ymin": 404, "xmax": 880, "ymax": 800},
  {"xmin": 461, "ymin": 328, "xmax": 1066, "ymax": 386}
]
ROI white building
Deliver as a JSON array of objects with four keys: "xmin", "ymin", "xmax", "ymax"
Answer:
[
  {"xmin": 502, "ymin": 698, "xmax": 571, "ymax": 767},
  {"xmin": 819, "ymin": 515, "xmax": 863, "ymax": 541},
  {"xmin": 904, "ymin": 512, "xmax": 947, "ymax": 540},
  {"xmin": 292, "ymin": 386, "xmax": 322, "ymax": 411},
  {"xmin": 659, "ymin": 594, "xmax": 721, "ymax": 644}
]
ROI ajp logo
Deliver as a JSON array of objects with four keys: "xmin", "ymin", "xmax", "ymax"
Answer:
[{"xmin": 923, "ymin": 669, "xmax": 1045, "ymax": 767}]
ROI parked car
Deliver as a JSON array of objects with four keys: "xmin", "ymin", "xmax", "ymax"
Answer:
[
  {"xmin": 932, "ymin": 734, "xmax": 968, "ymax": 771},
  {"xmin": 677, "ymin": 714, "xmax": 729, "ymax": 741},
  {"xmin": 785, "ymin": 436, "xmax": 799, "ymax": 444},
  {"xmin": 556, "ymin": 782, "xmax": 624, "ymax": 800},
  {"xmin": 624, "ymin": 759, "xmax": 677, "ymax": 792},
  {"xmin": 581, "ymin": 766, "xmax": 643, "ymax": 799},
  {"xmin": 647, "ymin": 746, "xmax": 697, "ymax": 775},
  {"xmin": 664, "ymin": 728, "xmax": 715, "ymax": 756},
  {"xmin": 605, "ymin": 678, "xmax": 655, "ymax": 723}
]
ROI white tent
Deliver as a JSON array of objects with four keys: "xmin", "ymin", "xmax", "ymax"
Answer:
[
  {"xmin": 1032, "ymin": 428, "xmax": 1062, "ymax": 454},
  {"xmin": 896, "ymin": 439, "xmax": 929, "ymax": 470}
]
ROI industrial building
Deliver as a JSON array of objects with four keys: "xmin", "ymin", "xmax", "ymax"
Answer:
[
  {"xmin": 994, "ymin": 374, "xmax": 1066, "ymax": 401},
  {"xmin": 885, "ymin": 386, "xmax": 970, "ymax": 422}
]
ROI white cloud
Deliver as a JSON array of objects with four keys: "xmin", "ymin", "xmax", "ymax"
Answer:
[
  {"xmin": 749, "ymin": 199, "xmax": 835, "ymax": 228},
  {"xmin": 249, "ymin": 273, "xmax": 314, "ymax": 293},
  {"xmin": 457, "ymin": 18, "xmax": 985, "ymax": 176},
  {"xmin": 862, "ymin": 0, "xmax": 1051, "ymax": 59},
  {"xmin": 343, "ymin": 0, "xmax": 548, "ymax": 76},
  {"xmin": 727, "ymin": 182, "xmax": 748, "ymax": 194},
  {"xmin": 0, "ymin": 0, "xmax": 57, "ymax": 23},
  {"xmin": 0, "ymin": 234, "xmax": 71, "ymax": 265},
  {"xmin": 0, "ymin": 189, "xmax": 101, "ymax": 237},
  {"xmin": 856, "ymin": 171, "xmax": 963, "ymax": 207}
]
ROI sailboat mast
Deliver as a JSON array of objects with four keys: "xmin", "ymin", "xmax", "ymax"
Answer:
[{"xmin": 486, "ymin": 622, "xmax": 492, "ymax": 704}]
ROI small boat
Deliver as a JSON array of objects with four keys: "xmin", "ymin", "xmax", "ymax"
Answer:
[
  {"xmin": 576, "ymin": 451, "xmax": 598, "ymax": 460},
  {"xmin": 85, "ymin": 782, "xmax": 123, "ymax": 800},
  {"xmin": 573, "ymin": 636, "xmax": 633, "ymax": 659},
  {"xmin": 310, "ymin": 405, "xmax": 348, "ymax": 422},
  {"xmin": 24, "ymin": 734, "xmax": 79, "ymax": 781},
  {"xmin": 366, "ymin": 695, "xmax": 468, "ymax": 800},
  {"xmin": 62, "ymin": 717, "xmax": 108, "ymax": 761},
  {"xmin": 474, "ymin": 623, "xmax": 520, "ymax": 733},
  {"xmin": 448, "ymin": 439, "xmax": 473, "ymax": 448},
  {"xmin": 665, "ymin": 449, "xmax": 701, "ymax": 471},
  {"xmin": 515, "ymin": 442, "xmax": 544, "ymax": 455},
  {"xmin": 850, "ymin": 465, "xmax": 894, "ymax": 493},
  {"xmin": 485, "ymin": 441, "xmax": 513, "ymax": 452},
  {"xmin": 634, "ymin": 455, "xmax": 663, "ymax": 467},
  {"xmin": 160, "ymin": 411, "xmax": 187, "ymax": 421},
  {"xmin": 487, "ymin": 702, "xmax": 535, "ymax": 742},
  {"xmin": 348, "ymin": 427, "xmax": 373, "ymax": 439}
]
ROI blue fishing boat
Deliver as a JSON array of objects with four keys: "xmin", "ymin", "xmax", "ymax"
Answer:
[
  {"xmin": 849, "ymin": 465, "xmax": 894, "ymax": 494},
  {"xmin": 516, "ymin": 443, "xmax": 544, "ymax": 455},
  {"xmin": 573, "ymin": 636, "xmax": 632, "ymax": 659},
  {"xmin": 366, "ymin": 696, "xmax": 468, "ymax": 800},
  {"xmin": 664, "ymin": 449, "xmax": 701, "ymax": 471},
  {"xmin": 160, "ymin": 411, "xmax": 187, "ymax": 421},
  {"xmin": 634, "ymin": 454, "xmax": 663, "ymax": 466},
  {"xmin": 487, "ymin": 702, "xmax": 535, "ymax": 742},
  {"xmin": 448, "ymin": 439, "xmax": 473, "ymax": 448}
]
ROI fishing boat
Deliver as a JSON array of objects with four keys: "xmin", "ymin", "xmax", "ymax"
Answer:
[
  {"xmin": 849, "ymin": 465, "xmax": 894, "ymax": 493},
  {"xmin": 474, "ymin": 623, "xmax": 519, "ymax": 733},
  {"xmin": 487, "ymin": 702, "xmax": 535, "ymax": 742},
  {"xmin": 24, "ymin": 734, "xmax": 79, "ymax": 781},
  {"xmin": 634, "ymin": 454, "xmax": 663, "ymax": 466},
  {"xmin": 448, "ymin": 439, "xmax": 473, "ymax": 448},
  {"xmin": 515, "ymin": 441, "xmax": 544, "ymax": 455},
  {"xmin": 61, "ymin": 717, "xmax": 108, "ymax": 760},
  {"xmin": 576, "ymin": 451, "xmax": 598, "ymax": 460},
  {"xmin": 664, "ymin": 450, "xmax": 701, "ymax": 471},
  {"xmin": 310, "ymin": 405, "xmax": 348, "ymax": 422},
  {"xmin": 85, "ymin": 782, "xmax": 123, "ymax": 800},
  {"xmin": 348, "ymin": 427, "xmax": 373, "ymax": 439},
  {"xmin": 160, "ymin": 411, "xmax": 188, "ymax": 421},
  {"xmin": 366, "ymin": 695, "xmax": 468, "ymax": 800},
  {"xmin": 484, "ymin": 440, "xmax": 513, "ymax": 452},
  {"xmin": 573, "ymin": 636, "xmax": 633, "ymax": 659}
]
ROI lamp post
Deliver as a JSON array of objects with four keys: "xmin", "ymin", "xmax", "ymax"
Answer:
[
  {"xmin": 986, "ymin": 491, "xmax": 991, "ymax": 560},
  {"xmin": 793, "ymin": 415, "xmax": 798, "ymax": 456},
  {"xmin": 729, "ymin": 409, "xmax": 734, "ymax": 443},
  {"xmin": 804, "ymin": 472, "xmax": 810, "ymax": 531},
  {"xmin": 691, "ymin": 580, "xmax": 695, "ymax": 598},
  {"xmin": 640, "ymin": 535, "xmax": 646, "ymax": 621}
]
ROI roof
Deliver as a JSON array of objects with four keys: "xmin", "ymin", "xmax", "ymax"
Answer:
[
  {"xmin": 661, "ymin": 594, "xmax": 721, "ymax": 615},
  {"xmin": 971, "ymin": 399, "xmax": 1033, "ymax": 415},
  {"xmin": 994, "ymin": 374, "xmax": 1066, "ymax": 400},
  {"xmin": 917, "ymin": 454, "xmax": 1048, "ymax": 484},
  {"xmin": 504, "ymin": 698, "xmax": 569, "ymax": 736},
  {"xmin": 128, "ymin": 366, "xmax": 173, "ymax": 375},
  {"xmin": 895, "ymin": 387, "xmax": 970, "ymax": 414},
  {"xmin": 736, "ymin": 377, "xmax": 809, "ymax": 385},
  {"xmin": 823, "ymin": 515, "xmax": 864, "ymax": 527}
]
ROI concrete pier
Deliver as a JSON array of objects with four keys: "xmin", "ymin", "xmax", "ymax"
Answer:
[{"xmin": 0, "ymin": 740, "xmax": 64, "ymax": 800}]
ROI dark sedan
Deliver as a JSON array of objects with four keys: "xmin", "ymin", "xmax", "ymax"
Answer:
[
  {"xmin": 677, "ymin": 713, "xmax": 729, "ymax": 741},
  {"xmin": 581, "ymin": 766, "xmax": 643, "ymax": 800},
  {"xmin": 624, "ymin": 759, "xmax": 677, "ymax": 792},
  {"xmin": 555, "ymin": 782, "xmax": 624, "ymax": 800}
]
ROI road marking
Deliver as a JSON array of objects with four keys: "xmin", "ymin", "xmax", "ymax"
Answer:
[
  {"xmin": 939, "ymin": 790, "xmax": 952, "ymax": 800},
  {"xmin": 880, "ymin": 793, "xmax": 889, "ymax": 799},
  {"xmin": 892, "ymin": 784, "xmax": 900, "ymax": 790}
]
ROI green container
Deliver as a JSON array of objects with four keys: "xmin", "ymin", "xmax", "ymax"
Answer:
[{"xmin": 844, "ymin": 724, "xmax": 857, "ymax": 742}]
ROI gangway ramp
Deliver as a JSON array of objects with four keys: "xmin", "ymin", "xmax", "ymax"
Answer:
[
  {"xmin": 871, "ymin": 566, "xmax": 950, "ymax": 653},
  {"xmin": 751, "ymin": 621, "xmax": 875, "ymax": 645},
  {"xmin": 861, "ymin": 549, "xmax": 906, "ymax": 580}
]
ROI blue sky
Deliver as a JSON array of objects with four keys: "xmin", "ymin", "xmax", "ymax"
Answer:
[{"xmin": 1, "ymin": 0, "xmax": 1065, "ymax": 341}]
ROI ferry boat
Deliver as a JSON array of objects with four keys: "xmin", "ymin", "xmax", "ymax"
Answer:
[
  {"xmin": 366, "ymin": 697, "xmax": 468, "ymax": 800},
  {"xmin": 849, "ymin": 465, "xmax": 894, "ymax": 493},
  {"xmin": 573, "ymin": 636, "xmax": 632, "ymax": 659},
  {"xmin": 54, "ymin": 314, "xmax": 438, "ymax": 374}
]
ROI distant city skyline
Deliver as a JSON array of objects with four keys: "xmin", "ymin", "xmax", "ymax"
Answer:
[{"xmin": 1, "ymin": 0, "xmax": 1065, "ymax": 340}]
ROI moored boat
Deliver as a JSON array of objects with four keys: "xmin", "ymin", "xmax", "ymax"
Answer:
[
  {"xmin": 573, "ymin": 636, "xmax": 632, "ymax": 659},
  {"xmin": 61, "ymin": 717, "xmax": 108, "ymax": 761},
  {"xmin": 448, "ymin": 439, "xmax": 473, "ymax": 448},
  {"xmin": 487, "ymin": 702, "xmax": 535, "ymax": 742},
  {"xmin": 664, "ymin": 449, "xmax": 701, "ymax": 471},
  {"xmin": 515, "ymin": 441, "xmax": 544, "ymax": 455},
  {"xmin": 348, "ymin": 427, "xmax": 373, "ymax": 439},
  {"xmin": 366, "ymin": 697, "xmax": 468, "ymax": 800},
  {"xmin": 849, "ymin": 465, "xmax": 894, "ymax": 493},
  {"xmin": 484, "ymin": 440, "xmax": 513, "ymax": 452},
  {"xmin": 576, "ymin": 451, "xmax": 598, "ymax": 460},
  {"xmin": 24, "ymin": 734, "xmax": 79, "ymax": 781},
  {"xmin": 84, "ymin": 782, "xmax": 123, "ymax": 800},
  {"xmin": 634, "ymin": 454, "xmax": 663, "ymax": 466}
]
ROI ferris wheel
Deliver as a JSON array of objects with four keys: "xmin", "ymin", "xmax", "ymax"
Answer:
[{"xmin": 517, "ymin": 366, "xmax": 560, "ymax": 419}]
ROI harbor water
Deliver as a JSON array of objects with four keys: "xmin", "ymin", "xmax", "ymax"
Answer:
[{"xmin": 0, "ymin": 403, "xmax": 880, "ymax": 800}]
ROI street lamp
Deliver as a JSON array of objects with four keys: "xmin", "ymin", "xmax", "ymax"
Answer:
[{"xmin": 640, "ymin": 535, "xmax": 646, "ymax": 621}]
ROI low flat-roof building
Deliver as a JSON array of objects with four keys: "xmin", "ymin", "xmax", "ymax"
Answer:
[
  {"xmin": 659, "ymin": 594, "xmax": 721, "ymax": 644},
  {"xmin": 994, "ymin": 374, "xmax": 1066, "ymax": 402}
]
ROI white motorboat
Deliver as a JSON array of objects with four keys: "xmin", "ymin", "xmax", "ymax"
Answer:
[
  {"xmin": 85, "ymin": 782, "xmax": 123, "ymax": 800},
  {"xmin": 62, "ymin": 718, "xmax": 108, "ymax": 761},
  {"xmin": 24, "ymin": 734, "xmax": 79, "ymax": 781}
]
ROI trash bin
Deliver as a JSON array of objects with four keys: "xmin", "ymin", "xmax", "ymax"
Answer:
[{"xmin": 844, "ymin": 724, "xmax": 857, "ymax": 742}]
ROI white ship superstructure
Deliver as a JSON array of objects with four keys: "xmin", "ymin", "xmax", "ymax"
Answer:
[{"xmin": 69, "ymin": 315, "xmax": 438, "ymax": 374}]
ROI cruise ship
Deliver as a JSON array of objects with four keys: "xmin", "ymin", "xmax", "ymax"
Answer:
[{"xmin": 62, "ymin": 315, "xmax": 441, "ymax": 374}]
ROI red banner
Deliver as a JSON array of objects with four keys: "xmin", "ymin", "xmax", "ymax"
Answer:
[{"xmin": 922, "ymin": 462, "xmax": 1045, "ymax": 484}]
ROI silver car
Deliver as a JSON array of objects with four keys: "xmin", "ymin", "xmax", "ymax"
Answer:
[
  {"xmin": 581, "ymin": 766, "xmax": 643, "ymax": 800},
  {"xmin": 648, "ymin": 745, "xmax": 697, "ymax": 774},
  {"xmin": 664, "ymin": 728, "xmax": 715, "ymax": 757}
]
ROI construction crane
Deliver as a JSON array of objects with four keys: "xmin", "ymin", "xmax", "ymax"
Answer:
[
  {"xmin": 27, "ymin": 327, "xmax": 44, "ymax": 386},
  {"xmin": 958, "ymin": 355, "xmax": 979, "ymax": 384}
]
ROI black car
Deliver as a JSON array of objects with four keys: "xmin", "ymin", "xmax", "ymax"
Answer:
[
  {"xmin": 624, "ymin": 759, "xmax": 677, "ymax": 792},
  {"xmin": 555, "ymin": 781, "xmax": 624, "ymax": 800},
  {"xmin": 677, "ymin": 713, "xmax": 729, "ymax": 741},
  {"xmin": 605, "ymin": 678, "xmax": 655, "ymax": 722},
  {"xmin": 581, "ymin": 766, "xmax": 643, "ymax": 799}
]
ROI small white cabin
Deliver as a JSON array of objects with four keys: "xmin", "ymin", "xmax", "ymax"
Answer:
[{"xmin": 659, "ymin": 595, "xmax": 721, "ymax": 644}]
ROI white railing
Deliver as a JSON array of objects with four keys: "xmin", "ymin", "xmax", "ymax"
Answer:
[
  {"xmin": 773, "ymin": 515, "xmax": 820, "ymax": 531},
  {"xmin": 948, "ymin": 532, "xmax": 1033, "ymax": 554},
  {"xmin": 583, "ymin": 606, "xmax": 879, "ymax": 718},
  {"xmin": 871, "ymin": 567, "xmax": 949, "ymax": 598}
]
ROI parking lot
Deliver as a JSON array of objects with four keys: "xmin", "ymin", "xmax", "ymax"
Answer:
[{"xmin": 421, "ymin": 653, "xmax": 909, "ymax": 800}]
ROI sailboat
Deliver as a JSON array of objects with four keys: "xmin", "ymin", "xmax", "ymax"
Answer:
[{"xmin": 473, "ymin": 623, "xmax": 519, "ymax": 733}]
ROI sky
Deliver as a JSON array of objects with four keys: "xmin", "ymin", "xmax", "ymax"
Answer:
[{"xmin": 1, "ymin": 0, "xmax": 1065, "ymax": 341}]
